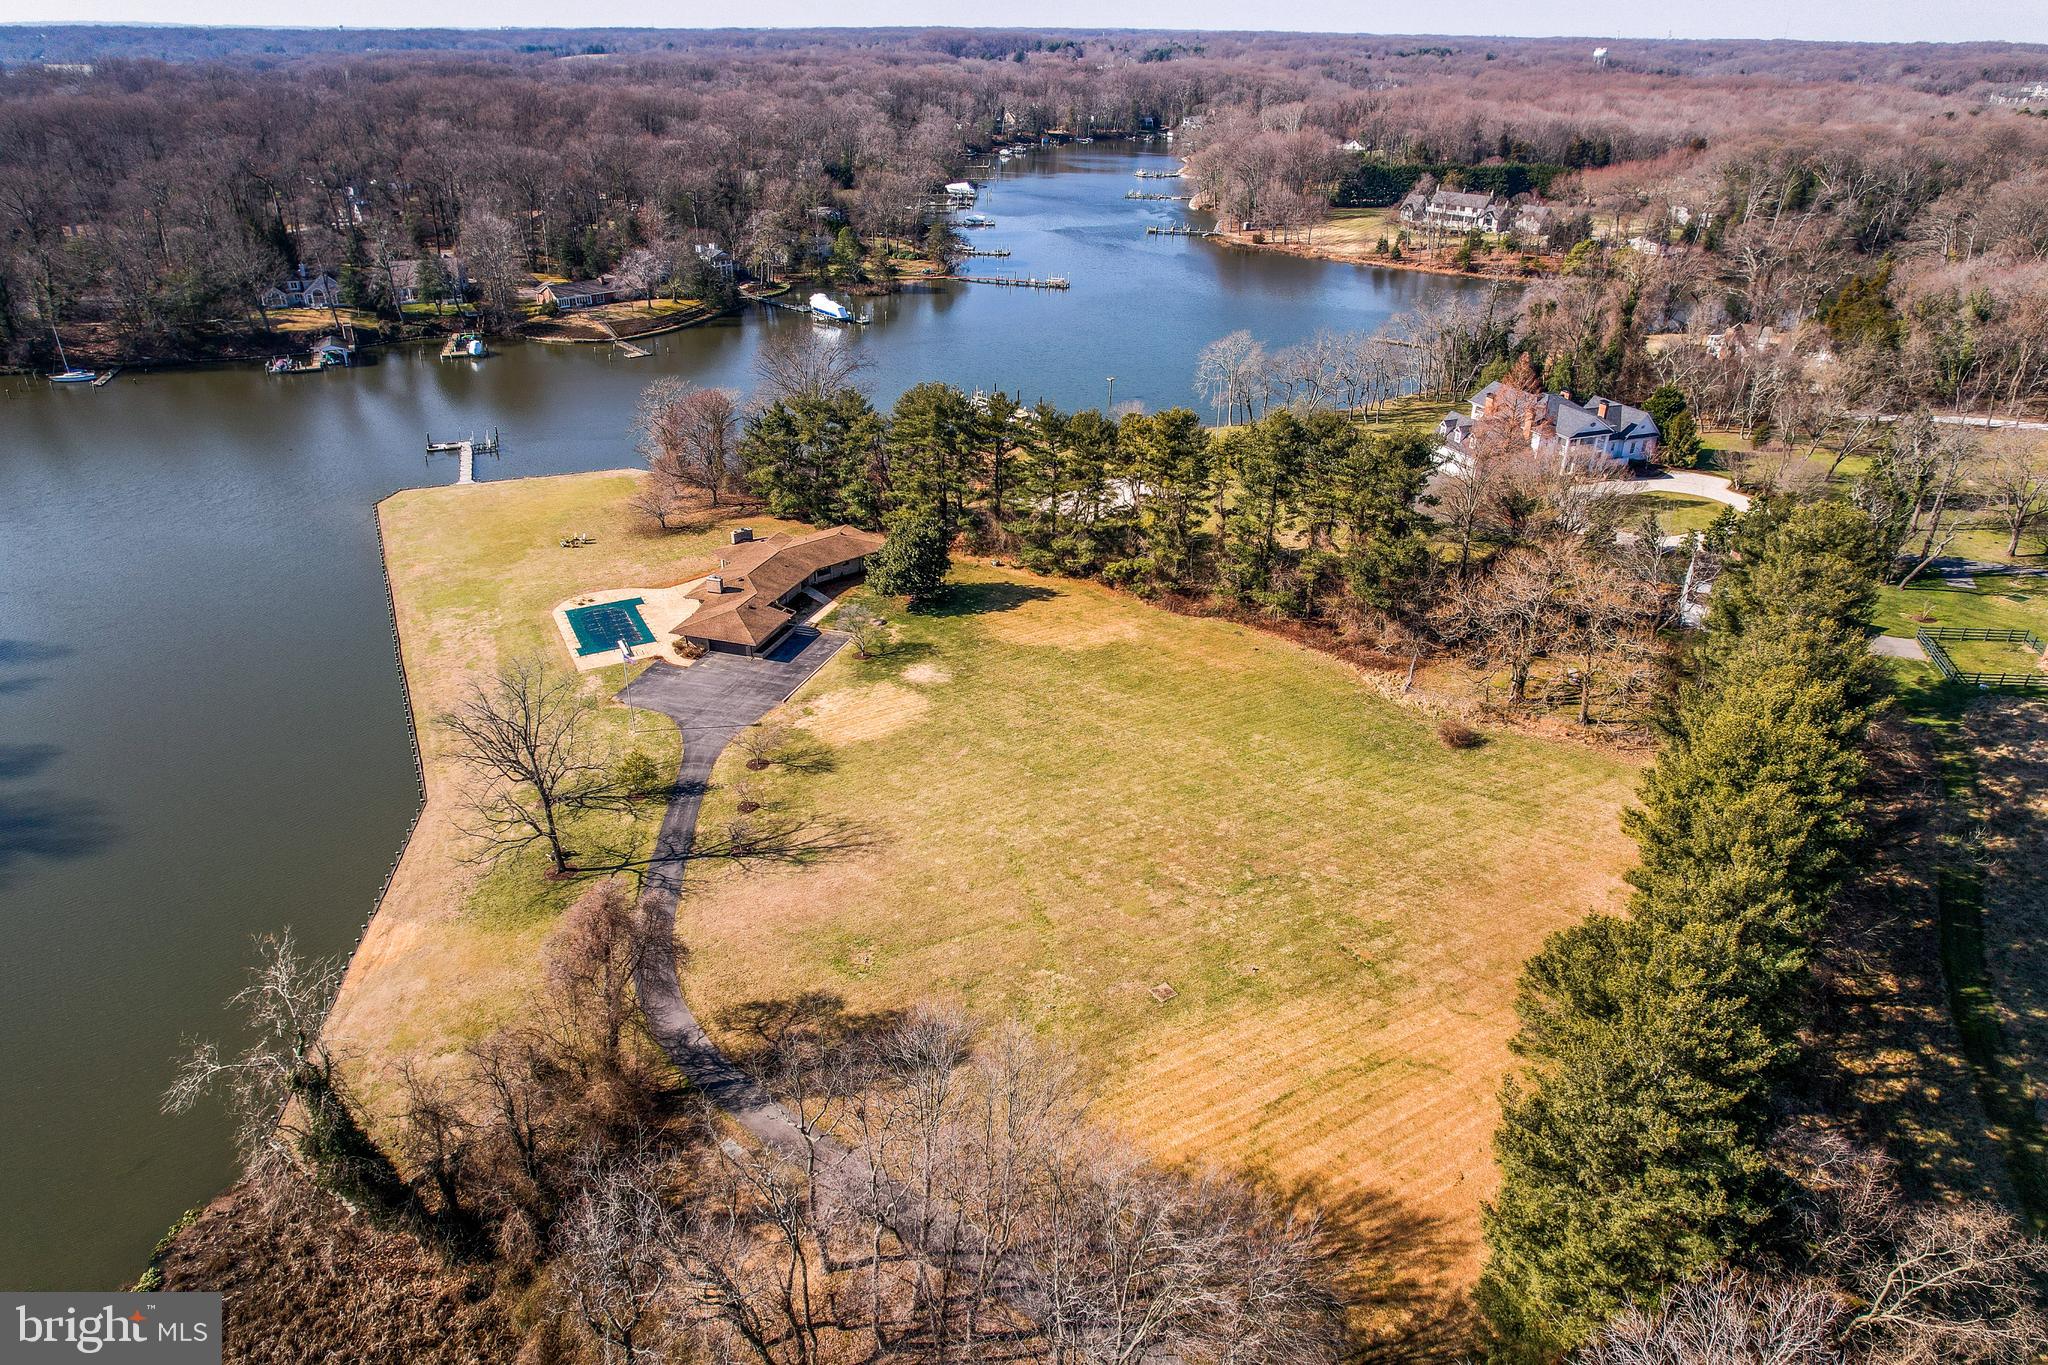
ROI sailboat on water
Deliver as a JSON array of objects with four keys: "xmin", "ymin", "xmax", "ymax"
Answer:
[{"xmin": 47, "ymin": 329, "xmax": 97, "ymax": 384}]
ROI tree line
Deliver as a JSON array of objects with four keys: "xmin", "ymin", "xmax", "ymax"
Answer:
[
  {"xmin": 9, "ymin": 28, "xmax": 2048, "ymax": 374},
  {"xmin": 1478, "ymin": 498, "xmax": 2047, "ymax": 1362}
]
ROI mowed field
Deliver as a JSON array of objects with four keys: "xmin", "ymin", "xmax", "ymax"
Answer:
[
  {"xmin": 681, "ymin": 563, "xmax": 1642, "ymax": 1288},
  {"xmin": 325, "ymin": 471, "xmax": 813, "ymax": 1097}
]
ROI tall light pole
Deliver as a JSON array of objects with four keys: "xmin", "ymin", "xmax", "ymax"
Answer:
[{"xmin": 1105, "ymin": 375, "xmax": 1116, "ymax": 412}]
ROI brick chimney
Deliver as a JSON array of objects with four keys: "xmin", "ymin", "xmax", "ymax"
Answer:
[
  {"xmin": 731, "ymin": 528, "xmax": 754, "ymax": 544},
  {"xmin": 1596, "ymin": 399, "xmax": 1610, "ymax": 419}
]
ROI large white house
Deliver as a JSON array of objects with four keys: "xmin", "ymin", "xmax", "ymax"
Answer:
[
  {"xmin": 1398, "ymin": 188, "xmax": 1509, "ymax": 234},
  {"xmin": 1437, "ymin": 373, "xmax": 1661, "ymax": 476}
]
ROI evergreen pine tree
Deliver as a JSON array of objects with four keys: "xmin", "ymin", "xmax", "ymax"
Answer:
[
  {"xmin": 867, "ymin": 510, "xmax": 952, "ymax": 603},
  {"xmin": 1478, "ymin": 499, "xmax": 1883, "ymax": 1360}
]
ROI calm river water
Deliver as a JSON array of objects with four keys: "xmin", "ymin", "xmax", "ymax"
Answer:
[{"xmin": 0, "ymin": 145, "xmax": 1476, "ymax": 1288}]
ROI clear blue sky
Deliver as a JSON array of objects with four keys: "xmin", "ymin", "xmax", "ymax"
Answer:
[{"xmin": 4, "ymin": 1, "xmax": 2045, "ymax": 44}]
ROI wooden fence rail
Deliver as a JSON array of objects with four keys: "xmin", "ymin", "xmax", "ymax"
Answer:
[{"xmin": 1916, "ymin": 627, "xmax": 2048, "ymax": 690}]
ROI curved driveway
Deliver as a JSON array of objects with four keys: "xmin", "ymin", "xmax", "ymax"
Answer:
[
  {"xmin": 620, "ymin": 626, "xmax": 847, "ymax": 1161},
  {"xmin": 1593, "ymin": 468, "xmax": 1751, "ymax": 512}
]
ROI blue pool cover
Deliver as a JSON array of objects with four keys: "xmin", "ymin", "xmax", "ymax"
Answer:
[{"xmin": 565, "ymin": 597, "xmax": 656, "ymax": 656}]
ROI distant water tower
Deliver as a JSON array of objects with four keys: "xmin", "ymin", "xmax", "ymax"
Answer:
[{"xmin": 1592, "ymin": 46, "xmax": 1611, "ymax": 67}]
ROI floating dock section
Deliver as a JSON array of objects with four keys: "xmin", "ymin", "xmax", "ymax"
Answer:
[{"xmin": 427, "ymin": 429, "xmax": 501, "ymax": 485}]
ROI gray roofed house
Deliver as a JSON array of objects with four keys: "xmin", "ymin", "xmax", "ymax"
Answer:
[
  {"xmin": 260, "ymin": 265, "xmax": 340, "ymax": 310},
  {"xmin": 1399, "ymin": 188, "xmax": 1509, "ymax": 233},
  {"xmin": 1438, "ymin": 380, "xmax": 1661, "ymax": 475}
]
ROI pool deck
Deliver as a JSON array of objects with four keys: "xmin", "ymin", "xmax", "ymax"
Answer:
[{"xmin": 550, "ymin": 580, "xmax": 706, "ymax": 671}]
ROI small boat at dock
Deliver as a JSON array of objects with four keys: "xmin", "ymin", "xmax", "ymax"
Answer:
[
  {"xmin": 807, "ymin": 292, "xmax": 871, "ymax": 324},
  {"xmin": 440, "ymin": 331, "xmax": 489, "ymax": 360},
  {"xmin": 45, "ymin": 329, "xmax": 98, "ymax": 384}
]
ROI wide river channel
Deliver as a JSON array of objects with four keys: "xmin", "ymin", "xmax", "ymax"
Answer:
[{"xmin": 0, "ymin": 145, "xmax": 1479, "ymax": 1288}]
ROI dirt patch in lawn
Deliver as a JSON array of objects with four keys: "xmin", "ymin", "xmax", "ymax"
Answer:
[
  {"xmin": 901, "ymin": 662, "xmax": 952, "ymax": 686},
  {"xmin": 795, "ymin": 680, "xmax": 931, "ymax": 745}
]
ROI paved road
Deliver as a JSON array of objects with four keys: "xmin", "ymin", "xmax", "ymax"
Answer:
[{"xmin": 620, "ymin": 626, "xmax": 846, "ymax": 1160}]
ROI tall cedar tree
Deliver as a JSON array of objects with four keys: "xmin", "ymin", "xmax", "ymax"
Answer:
[
  {"xmin": 866, "ymin": 511, "xmax": 952, "ymax": 603},
  {"xmin": 1478, "ymin": 501, "xmax": 1883, "ymax": 1360}
]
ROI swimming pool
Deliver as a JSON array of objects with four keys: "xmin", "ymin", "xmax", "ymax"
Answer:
[{"xmin": 565, "ymin": 597, "xmax": 656, "ymax": 657}]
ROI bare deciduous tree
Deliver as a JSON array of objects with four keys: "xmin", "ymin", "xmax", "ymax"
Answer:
[
  {"xmin": 164, "ymin": 931, "xmax": 404, "ymax": 1209},
  {"xmin": 437, "ymin": 655, "xmax": 623, "ymax": 876},
  {"xmin": 1436, "ymin": 535, "xmax": 1580, "ymax": 704},
  {"xmin": 753, "ymin": 324, "xmax": 873, "ymax": 406},
  {"xmin": 1583, "ymin": 1268, "xmax": 1838, "ymax": 1365},
  {"xmin": 837, "ymin": 603, "xmax": 890, "ymax": 659},
  {"xmin": 540, "ymin": 877, "xmax": 658, "ymax": 1074},
  {"xmin": 637, "ymin": 380, "xmax": 744, "ymax": 516},
  {"xmin": 555, "ymin": 1149, "xmax": 684, "ymax": 1365},
  {"xmin": 735, "ymin": 721, "xmax": 791, "ymax": 772},
  {"xmin": 1973, "ymin": 436, "xmax": 2048, "ymax": 558}
]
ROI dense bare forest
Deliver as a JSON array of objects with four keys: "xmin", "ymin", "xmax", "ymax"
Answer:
[{"xmin": 6, "ymin": 26, "xmax": 2048, "ymax": 409}]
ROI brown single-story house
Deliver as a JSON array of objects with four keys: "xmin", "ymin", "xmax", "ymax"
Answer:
[
  {"xmin": 670, "ymin": 525, "xmax": 885, "ymax": 658},
  {"xmin": 541, "ymin": 277, "xmax": 618, "ymax": 310}
]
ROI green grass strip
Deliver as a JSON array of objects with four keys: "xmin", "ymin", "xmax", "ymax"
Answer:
[{"xmin": 1909, "ymin": 682, "xmax": 2048, "ymax": 1228}]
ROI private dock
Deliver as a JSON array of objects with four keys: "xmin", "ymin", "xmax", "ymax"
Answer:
[
  {"xmin": 598, "ymin": 322, "xmax": 650, "ymax": 358},
  {"xmin": 1147, "ymin": 225, "xmax": 1218, "ymax": 238},
  {"xmin": 90, "ymin": 367, "xmax": 119, "ymax": 387},
  {"xmin": 946, "ymin": 273, "xmax": 1070, "ymax": 290},
  {"xmin": 439, "ymin": 332, "xmax": 489, "ymax": 360},
  {"xmin": 961, "ymin": 247, "xmax": 1012, "ymax": 257},
  {"xmin": 427, "ymin": 429, "xmax": 501, "ymax": 485},
  {"xmin": 1134, "ymin": 169, "xmax": 1183, "ymax": 179},
  {"xmin": 1125, "ymin": 191, "xmax": 1190, "ymax": 201}
]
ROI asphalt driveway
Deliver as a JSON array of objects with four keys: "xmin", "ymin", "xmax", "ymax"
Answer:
[{"xmin": 618, "ymin": 624, "xmax": 846, "ymax": 1150}]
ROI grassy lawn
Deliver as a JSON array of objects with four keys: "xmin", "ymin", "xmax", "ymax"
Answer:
[
  {"xmin": 1875, "ymin": 578, "xmax": 2048, "ymax": 638},
  {"xmin": 1940, "ymin": 637, "xmax": 2047, "ymax": 678},
  {"xmin": 678, "ymin": 562, "xmax": 1641, "ymax": 1289},
  {"xmin": 1623, "ymin": 490, "xmax": 1727, "ymax": 536},
  {"xmin": 1320, "ymin": 206, "xmax": 1402, "ymax": 249},
  {"xmin": 324, "ymin": 471, "xmax": 811, "ymax": 1099},
  {"xmin": 266, "ymin": 307, "xmax": 383, "ymax": 337}
]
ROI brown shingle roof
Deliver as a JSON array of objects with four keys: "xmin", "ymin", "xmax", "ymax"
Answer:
[{"xmin": 669, "ymin": 526, "xmax": 884, "ymax": 649}]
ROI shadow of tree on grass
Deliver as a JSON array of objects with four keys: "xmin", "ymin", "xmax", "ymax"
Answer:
[{"xmin": 914, "ymin": 580, "xmax": 1058, "ymax": 620}]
